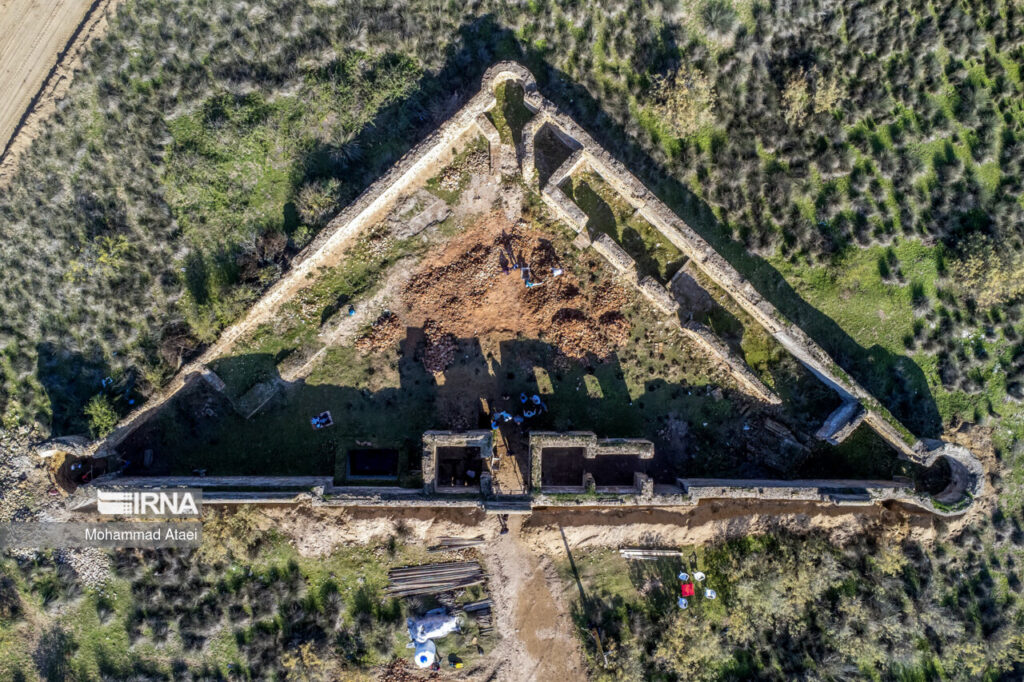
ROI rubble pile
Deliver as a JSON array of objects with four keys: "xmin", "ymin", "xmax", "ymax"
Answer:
[{"xmin": 354, "ymin": 311, "xmax": 404, "ymax": 354}]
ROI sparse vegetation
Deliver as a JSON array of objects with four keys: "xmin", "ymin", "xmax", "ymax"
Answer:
[
  {"xmin": 564, "ymin": 528, "xmax": 1024, "ymax": 680},
  {"xmin": 83, "ymin": 394, "xmax": 118, "ymax": 438},
  {"xmin": 2, "ymin": 0, "xmax": 1024, "ymax": 678},
  {"xmin": 0, "ymin": 512, "xmax": 493, "ymax": 680},
  {"xmin": 647, "ymin": 67, "xmax": 717, "ymax": 139}
]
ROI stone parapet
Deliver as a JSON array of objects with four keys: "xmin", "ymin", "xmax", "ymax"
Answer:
[
  {"xmin": 816, "ymin": 401, "xmax": 866, "ymax": 444},
  {"xmin": 590, "ymin": 233, "xmax": 637, "ymax": 274},
  {"xmin": 637, "ymin": 275, "xmax": 680, "ymax": 316},
  {"xmin": 548, "ymin": 149, "xmax": 587, "ymax": 188},
  {"xmin": 681, "ymin": 322, "xmax": 782, "ymax": 405},
  {"xmin": 541, "ymin": 182, "xmax": 589, "ymax": 233}
]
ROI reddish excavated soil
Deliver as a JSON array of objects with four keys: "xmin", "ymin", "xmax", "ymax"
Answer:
[{"xmin": 401, "ymin": 212, "xmax": 632, "ymax": 367}]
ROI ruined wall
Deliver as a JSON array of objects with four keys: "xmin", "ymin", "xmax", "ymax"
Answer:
[
  {"xmin": 538, "ymin": 142, "xmax": 782, "ymax": 406},
  {"xmin": 422, "ymin": 430, "xmax": 493, "ymax": 494},
  {"xmin": 528, "ymin": 431, "xmax": 654, "ymax": 493},
  {"xmin": 95, "ymin": 64, "xmax": 525, "ymax": 456},
  {"xmin": 510, "ymin": 63, "xmax": 983, "ymax": 508},
  {"xmin": 78, "ymin": 61, "xmax": 982, "ymax": 516}
]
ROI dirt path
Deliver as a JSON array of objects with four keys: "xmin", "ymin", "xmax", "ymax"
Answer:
[
  {"xmin": 0, "ymin": 0, "xmax": 122, "ymax": 185},
  {"xmin": 478, "ymin": 516, "xmax": 587, "ymax": 682}
]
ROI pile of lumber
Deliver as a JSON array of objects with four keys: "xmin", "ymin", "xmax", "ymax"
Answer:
[
  {"xmin": 619, "ymin": 547, "xmax": 683, "ymax": 560},
  {"xmin": 462, "ymin": 598, "xmax": 493, "ymax": 635},
  {"xmin": 386, "ymin": 561, "xmax": 485, "ymax": 597},
  {"xmin": 427, "ymin": 535, "xmax": 486, "ymax": 553}
]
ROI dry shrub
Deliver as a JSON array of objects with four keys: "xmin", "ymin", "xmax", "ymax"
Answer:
[
  {"xmin": 813, "ymin": 71, "xmax": 844, "ymax": 114},
  {"xmin": 649, "ymin": 67, "xmax": 717, "ymax": 138},
  {"xmin": 782, "ymin": 71, "xmax": 811, "ymax": 127},
  {"xmin": 951, "ymin": 234, "xmax": 1024, "ymax": 307},
  {"xmin": 297, "ymin": 178, "xmax": 341, "ymax": 229},
  {"xmin": 197, "ymin": 506, "xmax": 266, "ymax": 562}
]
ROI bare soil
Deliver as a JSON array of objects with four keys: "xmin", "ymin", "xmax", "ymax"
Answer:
[
  {"xmin": 400, "ymin": 212, "xmax": 633, "ymax": 366},
  {"xmin": 0, "ymin": 0, "xmax": 122, "ymax": 185}
]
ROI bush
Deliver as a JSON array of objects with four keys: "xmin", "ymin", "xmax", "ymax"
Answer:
[
  {"xmin": 83, "ymin": 393, "xmax": 118, "ymax": 438},
  {"xmin": 648, "ymin": 67, "xmax": 717, "ymax": 138},
  {"xmin": 781, "ymin": 71, "xmax": 810, "ymax": 127},
  {"xmin": 701, "ymin": 0, "xmax": 737, "ymax": 38},
  {"xmin": 297, "ymin": 178, "xmax": 342, "ymax": 229}
]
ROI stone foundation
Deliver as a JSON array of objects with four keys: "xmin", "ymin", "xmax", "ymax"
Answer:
[
  {"xmin": 83, "ymin": 61, "xmax": 983, "ymax": 515},
  {"xmin": 422, "ymin": 430, "xmax": 493, "ymax": 495}
]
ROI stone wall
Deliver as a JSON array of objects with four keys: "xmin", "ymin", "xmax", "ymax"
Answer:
[
  {"xmin": 80, "ymin": 61, "xmax": 982, "ymax": 516},
  {"xmin": 421, "ymin": 430, "xmax": 493, "ymax": 494},
  {"xmin": 676, "ymin": 478, "xmax": 911, "ymax": 507},
  {"xmin": 681, "ymin": 322, "xmax": 783, "ymax": 404},
  {"xmin": 508, "ymin": 62, "xmax": 982, "ymax": 509},
  {"xmin": 816, "ymin": 401, "xmax": 866, "ymax": 444}
]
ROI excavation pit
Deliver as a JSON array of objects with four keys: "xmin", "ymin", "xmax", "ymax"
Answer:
[
  {"xmin": 436, "ymin": 446, "xmax": 484, "ymax": 489},
  {"xmin": 345, "ymin": 449, "xmax": 399, "ymax": 481},
  {"xmin": 585, "ymin": 455, "xmax": 644, "ymax": 487},
  {"xmin": 541, "ymin": 447, "xmax": 586, "ymax": 487}
]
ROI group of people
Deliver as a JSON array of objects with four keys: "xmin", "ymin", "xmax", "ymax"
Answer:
[
  {"xmin": 497, "ymin": 232, "xmax": 564, "ymax": 288},
  {"xmin": 490, "ymin": 392, "xmax": 549, "ymax": 430}
]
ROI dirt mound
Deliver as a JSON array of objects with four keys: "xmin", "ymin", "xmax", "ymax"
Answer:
[
  {"xmin": 354, "ymin": 311, "xmax": 403, "ymax": 354},
  {"xmin": 402, "ymin": 213, "xmax": 633, "ymax": 364}
]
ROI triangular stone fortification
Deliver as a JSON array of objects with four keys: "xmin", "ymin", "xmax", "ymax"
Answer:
[{"xmin": 80, "ymin": 62, "xmax": 982, "ymax": 515}]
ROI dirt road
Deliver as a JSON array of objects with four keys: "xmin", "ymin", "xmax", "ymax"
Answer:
[
  {"xmin": 478, "ymin": 516, "xmax": 587, "ymax": 682},
  {"xmin": 0, "ymin": 0, "xmax": 120, "ymax": 184}
]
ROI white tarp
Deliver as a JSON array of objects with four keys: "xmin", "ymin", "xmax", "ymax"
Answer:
[{"xmin": 407, "ymin": 609, "xmax": 460, "ymax": 644}]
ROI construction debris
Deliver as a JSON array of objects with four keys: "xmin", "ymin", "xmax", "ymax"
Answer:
[
  {"xmin": 386, "ymin": 561, "xmax": 486, "ymax": 597},
  {"xmin": 461, "ymin": 598, "xmax": 494, "ymax": 635},
  {"xmin": 427, "ymin": 535, "xmax": 486, "ymax": 553},
  {"xmin": 619, "ymin": 547, "xmax": 683, "ymax": 560}
]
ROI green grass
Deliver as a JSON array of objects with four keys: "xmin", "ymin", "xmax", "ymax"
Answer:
[
  {"xmin": 166, "ymin": 52, "xmax": 424, "ymax": 342},
  {"xmin": 486, "ymin": 81, "xmax": 534, "ymax": 145},
  {"xmin": 770, "ymin": 240, "xmax": 936, "ymax": 355},
  {"xmin": 563, "ymin": 170, "xmax": 686, "ymax": 283}
]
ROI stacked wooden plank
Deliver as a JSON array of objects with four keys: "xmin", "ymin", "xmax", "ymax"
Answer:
[
  {"xmin": 427, "ymin": 536, "xmax": 486, "ymax": 553},
  {"xmin": 462, "ymin": 598, "xmax": 493, "ymax": 635},
  {"xmin": 386, "ymin": 561, "xmax": 485, "ymax": 597},
  {"xmin": 619, "ymin": 548, "xmax": 683, "ymax": 560}
]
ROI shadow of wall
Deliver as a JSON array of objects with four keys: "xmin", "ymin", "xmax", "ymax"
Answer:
[{"xmin": 115, "ymin": 324, "xmax": 910, "ymax": 485}]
